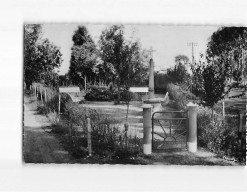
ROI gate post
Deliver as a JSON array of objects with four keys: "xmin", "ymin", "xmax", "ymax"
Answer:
[
  {"xmin": 187, "ymin": 102, "xmax": 198, "ymax": 153},
  {"xmin": 142, "ymin": 104, "xmax": 152, "ymax": 155}
]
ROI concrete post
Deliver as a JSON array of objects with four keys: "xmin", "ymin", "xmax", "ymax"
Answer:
[
  {"xmin": 187, "ymin": 102, "xmax": 198, "ymax": 153},
  {"xmin": 148, "ymin": 58, "xmax": 155, "ymax": 99},
  {"xmin": 142, "ymin": 104, "xmax": 152, "ymax": 155},
  {"xmin": 58, "ymin": 94, "xmax": 61, "ymax": 121},
  {"xmin": 40, "ymin": 87, "xmax": 43, "ymax": 103},
  {"xmin": 44, "ymin": 89, "xmax": 47, "ymax": 103},
  {"xmin": 87, "ymin": 117, "xmax": 92, "ymax": 157}
]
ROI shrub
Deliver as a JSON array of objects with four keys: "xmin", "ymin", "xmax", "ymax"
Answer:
[
  {"xmin": 113, "ymin": 89, "xmax": 133, "ymax": 102},
  {"xmin": 85, "ymin": 86, "xmax": 113, "ymax": 101},
  {"xmin": 166, "ymin": 83, "xmax": 189, "ymax": 110},
  {"xmin": 56, "ymin": 102, "xmax": 142, "ymax": 160},
  {"xmin": 37, "ymin": 93, "xmax": 72, "ymax": 115},
  {"xmin": 197, "ymin": 109, "xmax": 246, "ymax": 163}
]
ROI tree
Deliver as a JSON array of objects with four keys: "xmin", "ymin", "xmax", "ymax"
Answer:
[
  {"xmin": 24, "ymin": 24, "xmax": 63, "ymax": 89},
  {"xmin": 99, "ymin": 25, "xmax": 148, "ymax": 123},
  {"xmin": 191, "ymin": 57, "xmax": 231, "ymax": 117},
  {"xmin": 167, "ymin": 58, "xmax": 190, "ymax": 85},
  {"xmin": 207, "ymin": 27, "xmax": 247, "ymax": 83},
  {"xmin": 98, "ymin": 25, "xmax": 148, "ymax": 103},
  {"xmin": 175, "ymin": 55, "xmax": 189, "ymax": 65},
  {"xmin": 68, "ymin": 26, "xmax": 98, "ymax": 88}
]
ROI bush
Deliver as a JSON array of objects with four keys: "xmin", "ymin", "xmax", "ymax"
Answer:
[
  {"xmin": 197, "ymin": 108, "xmax": 246, "ymax": 163},
  {"xmin": 166, "ymin": 83, "xmax": 189, "ymax": 110},
  {"xmin": 113, "ymin": 89, "xmax": 133, "ymax": 102},
  {"xmin": 37, "ymin": 93, "xmax": 72, "ymax": 115},
  {"xmin": 85, "ymin": 86, "xmax": 134, "ymax": 102},
  {"xmin": 55, "ymin": 102, "xmax": 142, "ymax": 160},
  {"xmin": 85, "ymin": 86, "xmax": 113, "ymax": 101}
]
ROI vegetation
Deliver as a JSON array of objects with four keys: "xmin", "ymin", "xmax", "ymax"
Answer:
[
  {"xmin": 154, "ymin": 54, "xmax": 190, "ymax": 94},
  {"xmin": 68, "ymin": 26, "xmax": 98, "ymax": 88},
  {"xmin": 98, "ymin": 25, "xmax": 148, "ymax": 104},
  {"xmin": 191, "ymin": 56, "xmax": 231, "ymax": 116},
  {"xmin": 197, "ymin": 107, "xmax": 246, "ymax": 163},
  {"xmin": 207, "ymin": 27, "xmax": 247, "ymax": 83},
  {"xmin": 24, "ymin": 24, "xmax": 62, "ymax": 89}
]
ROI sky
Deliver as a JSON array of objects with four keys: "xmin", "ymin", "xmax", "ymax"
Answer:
[{"xmin": 42, "ymin": 23, "xmax": 219, "ymax": 75}]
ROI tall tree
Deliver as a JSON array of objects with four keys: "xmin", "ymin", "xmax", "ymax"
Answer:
[
  {"xmin": 68, "ymin": 26, "xmax": 98, "ymax": 87},
  {"xmin": 99, "ymin": 25, "xmax": 148, "ymax": 90},
  {"xmin": 166, "ymin": 55, "xmax": 190, "ymax": 84},
  {"xmin": 98, "ymin": 25, "xmax": 148, "ymax": 121},
  {"xmin": 191, "ymin": 56, "xmax": 232, "ymax": 117},
  {"xmin": 206, "ymin": 27, "xmax": 247, "ymax": 83},
  {"xmin": 24, "ymin": 24, "xmax": 62, "ymax": 89}
]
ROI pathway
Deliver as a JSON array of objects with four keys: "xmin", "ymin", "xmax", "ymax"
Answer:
[{"xmin": 23, "ymin": 96, "xmax": 70, "ymax": 163}]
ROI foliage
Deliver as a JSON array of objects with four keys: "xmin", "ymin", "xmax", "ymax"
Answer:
[
  {"xmin": 175, "ymin": 55, "xmax": 189, "ymax": 65},
  {"xmin": 84, "ymin": 85, "xmax": 133, "ymax": 102},
  {"xmin": 40, "ymin": 71, "xmax": 59, "ymax": 89},
  {"xmin": 59, "ymin": 74, "xmax": 71, "ymax": 87},
  {"xmin": 24, "ymin": 24, "xmax": 63, "ymax": 89},
  {"xmin": 98, "ymin": 25, "xmax": 148, "ymax": 93},
  {"xmin": 84, "ymin": 86, "xmax": 113, "ymax": 101},
  {"xmin": 197, "ymin": 110, "xmax": 246, "ymax": 163},
  {"xmin": 37, "ymin": 91, "xmax": 72, "ymax": 115},
  {"xmin": 154, "ymin": 55, "xmax": 190, "ymax": 94},
  {"xmin": 167, "ymin": 63, "xmax": 190, "ymax": 84},
  {"xmin": 191, "ymin": 57, "xmax": 231, "ymax": 113},
  {"xmin": 166, "ymin": 83, "xmax": 193, "ymax": 110},
  {"xmin": 61, "ymin": 102, "xmax": 141, "ymax": 159},
  {"xmin": 68, "ymin": 26, "xmax": 98, "ymax": 86},
  {"xmin": 207, "ymin": 27, "xmax": 247, "ymax": 81}
]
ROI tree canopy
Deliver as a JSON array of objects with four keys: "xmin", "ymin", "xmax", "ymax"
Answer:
[
  {"xmin": 68, "ymin": 26, "xmax": 98, "ymax": 86},
  {"xmin": 175, "ymin": 55, "xmax": 189, "ymax": 65},
  {"xmin": 191, "ymin": 57, "xmax": 230, "ymax": 112},
  {"xmin": 24, "ymin": 24, "xmax": 62, "ymax": 89},
  {"xmin": 98, "ymin": 25, "xmax": 148, "ymax": 89},
  {"xmin": 206, "ymin": 27, "xmax": 247, "ymax": 81}
]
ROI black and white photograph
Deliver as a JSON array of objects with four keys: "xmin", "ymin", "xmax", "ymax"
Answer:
[
  {"xmin": 1, "ymin": 0, "xmax": 247, "ymax": 192},
  {"xmin": 23, "ymin": 23, "xmax": 246, "ymax": 165}
]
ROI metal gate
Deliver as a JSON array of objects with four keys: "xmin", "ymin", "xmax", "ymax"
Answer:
[{"xmin": 152, "ymin": 111, "xmax": 188, "ymax": 150}]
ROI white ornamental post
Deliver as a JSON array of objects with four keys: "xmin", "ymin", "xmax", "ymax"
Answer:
[
  {"xmin": 142, "ymin": 104, "xmax": 152, "ymax": 155},
  {"xmin": 187, "ymin": 102, "xmax": 198, "ymax": 153}
]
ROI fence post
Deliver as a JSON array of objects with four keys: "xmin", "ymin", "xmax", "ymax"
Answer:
[
  {"xmin": 238, "ymin": 113, "xmax": 243, "ymax": 134},
  {"xmin": 124, "ymin": 122, "xmax": 129, "ymax": 148},
  {"xmin": 40, "ymin": 87, "xmax": 43, "ymax": 104},
  {"xmin": 44, "ymin": 89, "xmax": 47, "ymax": 103},
  {"xmin": 187, "ymin": 102, "xmax": 198, "ymax": 153},
  {"xmin": 142, "ymin": 104, "xmax": 152, "ymax": 155},
  {"xmin": 87, "ymin": 117, "xmax": 92, "ymax": 157},
  {"xmin": 58, "ymin": 93, "xmax": 61, "ymax": 121}
]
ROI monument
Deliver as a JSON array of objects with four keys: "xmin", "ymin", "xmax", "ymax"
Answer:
[
  {"xmin": 142, "ymin": 47, "xmax": 169, "ymax": 155},
  {"xmin": 143, "ymin": 47, "xmax": 169, "ymax": 112}
]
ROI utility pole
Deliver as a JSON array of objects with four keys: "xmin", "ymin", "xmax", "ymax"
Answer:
[
  {"xmin": 148, "ymin": 46, "xmax": 156, "ymax": 60},
  {"xmin": 187, "ymin": 42, "xmax": 198, "ymax": 65}
]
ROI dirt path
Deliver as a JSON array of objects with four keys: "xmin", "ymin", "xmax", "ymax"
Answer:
[{"xmin": 23, "ymin": 96, "xmax": 70, "ymax": 163}]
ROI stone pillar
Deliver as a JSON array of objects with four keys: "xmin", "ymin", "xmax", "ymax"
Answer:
[
  {"xmin": 142, "ymin": 104, "xmax": 152, "ymax": 155},
  {"xmin": 187, "ymin": 102, "xmax": 198, "ymax": 153},
  {"xmin": 149, "ymin": 58, "xmax": 155, "ymax": 99}
]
